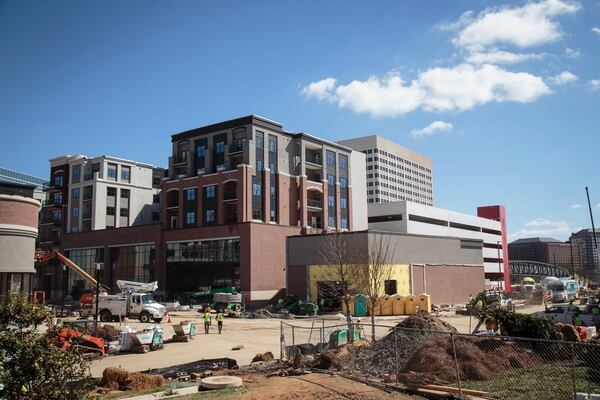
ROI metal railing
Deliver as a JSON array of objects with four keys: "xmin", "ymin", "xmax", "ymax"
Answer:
[
  {"xmin": 280, "ymin": 320, "xmax": 600, "ymax": 400},
  {"xmin": 307, "ymin": 199, "xmax": 322, "ymax": 209},
  {"xmin": 306, "ymin": 154, "xmax": 322, "ymax": 165}
]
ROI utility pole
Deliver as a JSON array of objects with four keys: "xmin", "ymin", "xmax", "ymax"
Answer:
[{"xmin": 585, "ymin": 187, "xmax": 599, "ymax": 270}]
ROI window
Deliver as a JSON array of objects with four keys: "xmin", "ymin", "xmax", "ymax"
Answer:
[
  {"xmin": 339, "ymin": 177, "xmax": 347, "ymax": 188},
  {"xmin": 71, "ymin": 226, "xmax": 79, "ymax": 233},
  {"xmin": 153, "ymin": 177, "xmax": 161, "ymax": 185},
  {"xmin": 197, "ymin": 146, "xmax": 205, "ymax": 157},
  {"xmin": 256, "ymin": 160, "xmax": 263, "ymax": 171},
  {"xmin": 252, "ymin": 209, "xmax": 262, "ymax": 220},
  {"xmin": 205, "ymin": 209, "xmax": 215, "ymax": 223},
  {"xmin": 106, "ymin": 207, "xmax": 115, "ymax": 216},
  {"xmin": 327, "ymin": 152, "xmax": 335, "ymax": 166},
  {"xmin": 341, "ymin": 218, "xmax": 348, "ymax": 229},
  {"xmin": 256, "ymin": 132, "xmax": 264, "ymax": 148},
  {"xmin": 72, "ymin": 188, "xmax": 80, "ymax": 199},
  {"xmin": 252, "ymin": 183, "xmax": 261, "ymax": 196},
  {"xmin": 216, "ymin": 141, "xmax": 225, "ymax": 154},
  {"xmin": 328, "ymin": 195, "xmax": 335, "ymax": 207},
  {"xmin": 54, "ymin": 175, "xmax": 63, "ymax": 187},
  {"xmin": 107, "ymin": 163, "xmax": 117, "ymax": 180},
  {"xmin": 107, "ymin": 187, "xmax": 117, "ymax": 197},
  {"xmin": 51, "ymin": 211, "xmax": 61, "ymax": 221},
  {"xmin": 121, "ymin": 188, "xmax": 130, "ymax": 198},
  {"xmin": 268, "ymin": 135, "xmax": 277, "ymax": 152},
  {"xmin": 186, "ymin": 212, "xmax": 196, "ymax": 224},
  {"xmin": 339, "ymin": 155, "xmax": 348, "ymax": 170},
  {"xmin": 153, "ymin": 194, "xmax": 160, "ymax": 203},
  {"xmin": 384, "ymin": 280, "xmax": 398, "ymax": 295},
  {"xmin": 270, "ymin": 186, "xmax": 276, "ymax": 199},
  {"xmin": 54, "ymin": 193, "xmax": 62, "ymax": 204},
  {"xmin": 121, "ymin": 166, "xmax": 130, "ymax": 182},
  {"xmin": 72, "ymin": 166, "xmax": 81, "ymax": 183},
  {"xmin": 72, "ymin": 207, "xmax": 78, "ymax": 217},
  {"xmin": 185, "ymin": 188, "xmax": 196, "ymax": 201},
  {"xmin": 152, "ymin": 211, "xmax": 160, "ymax": 221},
  {"xmin": 206, "ymin": 185, "xmax": 216, "ymax": 198},
  {"xmin": 269, "ymin": 162, "xmax": 276, "ymax": 172},
  {"xmin": 341, "ymin": 198, "xmax": 347, "ymax": 209},
  {"xmin": 327, "ymin": 174, "xmax": 335, "ymax": 186},
  {"xmin": 120, "ymin": 208, "xmax": 129, "ymax": 217},
  {"xmin": 328, "ymin": 216, "xmax": 335, "ymax": 228}
]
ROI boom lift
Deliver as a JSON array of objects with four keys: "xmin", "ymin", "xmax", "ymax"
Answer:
[{"xmin": 37, "ymin": 251, "xmax": 110, "ymax": 293}]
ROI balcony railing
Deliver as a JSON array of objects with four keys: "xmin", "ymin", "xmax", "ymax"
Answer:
[
  {"xmin": 228, "ymin": 142, "xmax": 244, "ymax": 153},
  {"xmin": 223, "ymin": 191, "xmax": 237, "ymax": 201},
  {"xmin": 307, "ymin": 199, "xmax": 323, "ymax": 209},
  {"xmin": 305, "ymin": 154, "xmax": 322, "ymax": 165}
]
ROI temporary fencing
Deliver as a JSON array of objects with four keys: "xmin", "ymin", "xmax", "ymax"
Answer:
[{"xmin": 280, "ymin": 319, "xmax": 600, "ymax": 400}]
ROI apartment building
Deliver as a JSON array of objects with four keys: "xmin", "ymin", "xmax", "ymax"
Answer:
[
  {"xmin": 45, "ymin": 115, "xmax": 367, "ymax": 304},
  {"xmin": 337, "ymin": 135, "xmax": 433, "ymax": 206},
  {"xmin": 367, "ymin": 201, "xmax": 510, "ymax": 290},
  {"xmin": 571, "ymin": 229, "xmax": 600, "ymax": 270},
  {"xmin": 41, "ymin": 155, "xmax": 163, "ymax": 241}
]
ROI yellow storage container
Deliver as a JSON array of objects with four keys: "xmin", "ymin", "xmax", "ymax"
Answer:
[
  {"xmin": 341, "ymin": 296, "xmax": 354, "ymax": 316},
  {"xmin": 418, "ymin": 293, "xmax": 432, "ymax": 313},
  {"xmin": 405, "ymin": 295, "xmax": 417, "ymax": 315},
  {"xmin": 380, "ymin": 295, "xmax": 393, "ymax": 316},
  {"xmin": 392, "ymin": 294, "xmax": 405, "ymax": 315}
]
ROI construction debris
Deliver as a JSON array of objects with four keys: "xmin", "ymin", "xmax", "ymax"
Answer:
[
  {"xmin": 145, "ymin": 358, "xmax": 238, "ymax": 380},
  {"xmin": 231, "ymin": 345, "xmax": 245, "ymax": 350},
  {"xmin": 252, "ymin": 351, "xmax": 274, "ymax": 363}
]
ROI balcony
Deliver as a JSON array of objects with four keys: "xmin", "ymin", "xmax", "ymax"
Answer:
[
  {"xmin": 43, "ymin": 183, "xmax": 63, "ymax": 192},
  {"xmin": 305, "ymin": 153, "xmax": 322, "ymax": 166},
  {"xmin": 307, "ymin": 199, "xmax": 323, "ymax": 210},
  {"xmin": 173, "ymin": 153, "xmax": 189, "ymax": 166},
  {"xmin": 228, "ymin": 142, "xmax": 244, "ymax": 154},
  {"xmin": 40, "ymin": 218, "xmax": 61, "ymax": 226},
  {"xmin": 223, "ymin": 191, "xmax": 237, "ymax": 201}
]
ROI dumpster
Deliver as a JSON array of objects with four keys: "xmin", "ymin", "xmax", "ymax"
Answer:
[
  {"xmin": 329, "ymin": 327, "xmax": 361, "ymax": 348},
  {"xmin": 354, "ymin": 294, "xmax": 367, "ymax": 317},
  {"xmin": 380, "ymin": 295, "xmax": 393, "ymax": 316},
  {"xmin": 418, "ymin": 293, "xmax": 432, "ymax": 313},
  {"xmin": 392, "ymin": 294, "xmax": 405, "ymax": 315},
  {"xmin": 405, "ymin": 295, "xmax": 417, "ymax": 315}
]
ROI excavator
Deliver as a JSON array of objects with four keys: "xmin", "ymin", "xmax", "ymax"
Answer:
[{"xmin": 37, "ymin": 250, "xmax": 110, "ymax": 294}]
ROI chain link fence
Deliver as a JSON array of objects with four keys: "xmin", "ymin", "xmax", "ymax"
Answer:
[{"xmin": 280, "ymin": 319, "xmax": 600, "ymax": 400}]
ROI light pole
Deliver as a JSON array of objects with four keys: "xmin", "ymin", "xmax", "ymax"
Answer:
[
  {"xmin": 94, "ymin": 262, "xmax": 103, "ymax": 335},
  {"xmin": 61, "ymin": 264, "xmax": 66, "ymax": 317}
]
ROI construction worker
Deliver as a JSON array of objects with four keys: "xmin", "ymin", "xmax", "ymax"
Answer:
[
  {"xmin": 474, "ymin": 298, "xmax": 483, "ymax": 312},
  {"xmin": 354, "ymin": 319, "xmax": 365, "ymax": 340},
  {"xmin": 277, "ymin": 298, "xmax": 284, "ymax": 310},
  {"xmin": 468, "ymin": 293, "xmax": 474, "ymax": 305},
  {"xmin": 216, "ymin": 309, "xmax": 224, "ymax": 334},
  {"xmin": 203, "ymin": 309, "xmax": 211, "ymax": 334}
]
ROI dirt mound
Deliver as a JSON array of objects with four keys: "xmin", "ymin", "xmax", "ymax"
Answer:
[
  {"xmin": 394, "ymin": 311, "xmax": 457, "ymax": 334},
  {"xmin": 401, "ymin": 336, "xmax": 544, "ymax": 384},
  {"xmin": 100, "ymin": 367, "xmax": 164, "ymax": 391},
  {"xmin": 252, "ymin": 352, "xmax": 274, "ymax": 363}
]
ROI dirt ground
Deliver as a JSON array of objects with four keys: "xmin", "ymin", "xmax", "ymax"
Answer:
[{"xmin": 89, "ymin": 304, "xmax": 546, "ymax": 378}]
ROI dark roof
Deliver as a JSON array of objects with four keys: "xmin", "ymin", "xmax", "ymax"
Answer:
[
  {"xmin": 171, "ymin": 115, "xmax": 283, "ymax": 142},
  {"xmin": 0, "ymin": 181, "xmax": 36, "ymax": 197},
  {"xmin": 509, "ymin": 237, "xmax": 563, "ymax": 245}
]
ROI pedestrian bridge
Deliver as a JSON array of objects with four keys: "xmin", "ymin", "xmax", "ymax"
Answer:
[{"xmin": 509, "ymin": 260, "xmax": 570, "ymax": 278}]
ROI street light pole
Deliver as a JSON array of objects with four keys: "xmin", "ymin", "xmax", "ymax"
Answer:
[
  {"xmin": 94, "ymin": 262, "xmax": 103, "ymax": 335},
  {"xmin": 585, "ymin": 187, "xmax": 599, "ymax": 270}
]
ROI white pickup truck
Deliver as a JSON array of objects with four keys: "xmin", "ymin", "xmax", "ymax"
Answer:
[
  {"xmin": 85, "ymin": 280, "xmax": 167, "ymax": 323},
  {"xmin": 532, "ymin": 304, "xmax": 600, "ymax": 326}
]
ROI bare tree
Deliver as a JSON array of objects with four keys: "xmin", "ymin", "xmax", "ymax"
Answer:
[
  {"xmin": 318, "ymin": 231, "xmax": 364, "ymax": 341},
  {"xmin": 355, "ymin": 232, "xmax": 395, "ymax": 341}
]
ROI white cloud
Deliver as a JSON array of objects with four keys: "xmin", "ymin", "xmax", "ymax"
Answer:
[
  {"xmin": 465, "ymin": 50, "xmax": 543, "ymax": 64},
  {"xmin": 570, "ymin": 204, "xmax": 582, "ymax": 209},
  {"xmin": 302, "ymin": 64, "xmax": 550, "ymax": 117},
  {"xmin": 509, "ymin": 217, "xmax": 579, "ymax": 241},
  {"xmin": 452, "ymin": 0, "xmax": 581, "ymax": 52},
  {"xmin": 592, "ymin": 27, "xmax": 600, "ymax": 34},
  {"xmin": 565, "ymin": 47, "xmax": 580, "ymax": 58},
  {"xmin": 589, "ymin": 80, "xmax": 600, "ymax": 91},
  {"xmin": 301, "ymin": 77, "xmax": 337, "ymax": 101},
  {"xmin": 548, "ymin": 71, "xmax": 579, "ymax": 85},
  {"xmin": 410, "ymin": 121, "xmax": 454, "ymax": 138}
]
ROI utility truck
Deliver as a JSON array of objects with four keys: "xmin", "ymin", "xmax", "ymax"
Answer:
[{"xmin": 92, "ymin": 280, "xmax": 167, "ymax": 323}]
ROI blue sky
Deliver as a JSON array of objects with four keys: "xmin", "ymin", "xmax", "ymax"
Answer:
[{"xmin": 1, "ymin": 0, "xmax": 599, "ymax": 241}]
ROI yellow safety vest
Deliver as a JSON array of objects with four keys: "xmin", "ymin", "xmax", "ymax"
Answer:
[
  {"xmin": 204, "ymin": 312, "xmax": 211, "ymax": 322},
  {"xmin": 216, "ymin": 313, "xmax": 224, "ymax": 322}
]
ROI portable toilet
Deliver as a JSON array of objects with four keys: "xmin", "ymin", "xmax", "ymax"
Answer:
[
  {"xmin": 370, "ymin": 296, "xmax": 382, "ymax": 316},
  {"xmin": 418, "ymin": 293, "xmax": 432, "ymax": 313},
  {"xmin": 380, "ymin": 295, "xmax": 393, "ymax": 316},
  {"xmin": 405, "ymin": 295, "xmax": 417, "ymax": 315},
  {"xmin": 341, "ymin": 296, "xmax": 355, "ymax": 316},
  {"xmin": 354, "ymin": 294, "xmax": 367, "ymax": 317},
  {"xmin": 392, "ymin": 294, "xmax": 405, "ymax": 315}
]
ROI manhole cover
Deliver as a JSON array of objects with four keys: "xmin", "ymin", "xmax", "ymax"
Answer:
[{"xmin": 201, "ymin": 375, "xmax": 243, "ymax": 389}]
